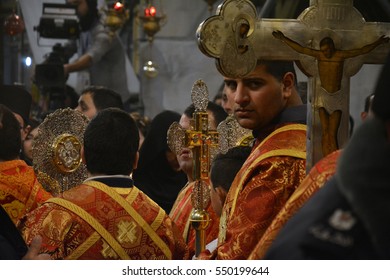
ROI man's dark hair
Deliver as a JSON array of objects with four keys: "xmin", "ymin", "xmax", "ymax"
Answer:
[
  {"xmin": 81, "ymin": 86, "xmax": 124, "ymax": 111},
  {"xmin": 259, "ymin": 60, "xmax": 297, "ymax": 85},
  {"xmin": 0, "ymin": 105, "xmax": 22, "ymax": 161},
  {"xmin": 210, "ymin": 146, "xmax": 251, "ymax": 192},
  {"xmin": 83, "ymin": 108, "xmax": 139, "ymax": 175},
  {"xmin": 183, "ymin": 101, "xmax": 228, "ymax": 128},
  {"xmin": 76, "ymin": 0, "xmax": 99, "ymax": 31}
]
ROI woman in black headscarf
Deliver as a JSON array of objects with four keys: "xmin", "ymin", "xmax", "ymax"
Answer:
[{"xmin": 133, "ymin": 110, "xmax": 187, "ymax": 213}]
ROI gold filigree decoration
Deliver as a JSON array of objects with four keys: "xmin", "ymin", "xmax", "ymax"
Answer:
[
  {"xmin": 33, "ymin": 108, "xmax": 89, "ymax": 195},
  {"xmin": 167, "ymin": 122, "xmax": 186, "ymax": 155},
  {"xmin": 191, "ymin": 79, "xmax": 209, "ymax": 112},
  {"xmin": 191, "ymin": 180, "xmax": 210, "ymax": 210},
  {"xmin": 217, "ymin": 114, "xmax": 253, "ymax": 154}
]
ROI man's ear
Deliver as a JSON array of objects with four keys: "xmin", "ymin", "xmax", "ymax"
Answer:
[
  {"xmin": 360, "ymin": 111, "xmax": 368, "ymax": 121},
  {"xmin": 25, "ymin": 124, "xmax": 32, "ymax": 135},
  {"xmin": 133, "ymin": 151, "xmax": 139, "ymax": 170},
  {"xmin": 282, "ymin": 72, "xmax": 295, "ymax": 97}
]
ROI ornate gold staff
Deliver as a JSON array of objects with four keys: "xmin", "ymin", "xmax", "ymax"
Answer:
[{"xmin": 168, "ymin": 79, "xmax": 218, "ymax": 256}]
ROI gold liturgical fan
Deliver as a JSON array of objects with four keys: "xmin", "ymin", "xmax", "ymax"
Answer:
[
  {"xmin": 33, "ymin": 108, "xmax": 89, "ymax": 195},
  {"xmin": 217, "ymin": 115, "xmax": 253, "ymax": 155}
]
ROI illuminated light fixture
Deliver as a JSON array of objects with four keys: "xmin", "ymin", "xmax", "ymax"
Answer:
[
  {"xmin": 138, "ymin": 0, "xmax": 166, "ymax": 78},
  {"xmin": 104, "ymin": 1, "xmax": 129, "ymax": 34},
  {"xmin": 139, "ymin": 3, "xmax": 165, "ymax": 43},
  {"xmin": 25, "ymin": 56, "xmax": 32, "ymax": 67},
  {"xmin": 4, "ymin": 11, "xmax": 25, "ymax": 36}
]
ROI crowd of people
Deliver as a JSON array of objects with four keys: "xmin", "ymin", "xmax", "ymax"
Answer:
[
  {"xmin": 1, "ymin": 0, "xmax": 389, "ymax": 261},
  {"xmin": 2, "ymin": 54, "xmax": 387, "ymax": 260}
]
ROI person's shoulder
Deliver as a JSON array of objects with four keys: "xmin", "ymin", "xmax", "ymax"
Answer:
[{"xmin": 90, "ymin": 17, "xmax": 112, "ymax": 38}]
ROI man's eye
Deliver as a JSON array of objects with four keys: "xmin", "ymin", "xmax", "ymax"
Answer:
[
  {"xmin": 225, "ymin": 81, "xmax": 236, "ymax": 90},
  {"xmin": 246, "ymin": 80, "xmax": 263, "ymax": 89}
]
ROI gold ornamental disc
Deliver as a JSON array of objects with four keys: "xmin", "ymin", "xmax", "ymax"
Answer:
[
  {"xmin": 33, "ymin": 108, "xmax": 89, "ymax": 195},
  {"xmin": 52, "ymin": 134, "xmax": 82, "ymax": 174}
]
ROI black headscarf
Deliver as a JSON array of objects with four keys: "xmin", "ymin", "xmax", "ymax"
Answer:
[
  {"xmin": 78, "ymin": 0, "xmax": 99, "ymax": 31},
  {"xmin": 0, "ymin": 84, "xmax": 32, "ymax": 126},
  {"xmin": 133, "ymin": 110, "xmax": 187, "ymax": 213}
]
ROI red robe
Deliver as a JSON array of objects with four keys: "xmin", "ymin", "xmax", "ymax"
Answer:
[
  {"xmin": 199, "ymin": 123, "xmax": 307, "ymax": 259},
  {"xmin": 0, "ymin": 160, "xmax": 52, "ymax": 225},
  {"xmin": 248, "ymin": 149, "xmax": 341, "ymax": 259},
  {"xmin": 20, "ymin": 179, "xmax": 189, "ymax": 260},
  {"xmin": 170, "ymin": 181, "xmax": 220, "ymax": 257}
]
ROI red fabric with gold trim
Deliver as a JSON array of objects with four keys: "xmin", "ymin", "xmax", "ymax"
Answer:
[
  {"xmin": 170, "ymin": 181, "xmax": 220, "ymax": 257},
  {"xmin": 249, "ymin": 149, "xmax": 341, "ymax": 259},
  {"xmin": 199, "ymin": 124, "xmax": 307, "ymax": 260},
  {"xmin": 0, "ymin": 160, "xmax": 52, "ymax": 224},
  {"xmin": 20, "ymin": 183, "xmax": 189, "ymax": 260}
]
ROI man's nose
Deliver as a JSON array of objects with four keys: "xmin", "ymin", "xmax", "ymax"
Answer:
[{"xmin": 234, "ymin": 83, "xmax": 249, "ymax": 105}]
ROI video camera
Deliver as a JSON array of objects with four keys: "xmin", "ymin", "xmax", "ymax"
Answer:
[
  {"xmin": 34, "ymin": 3, "xmax": 79, "ymax": 40},
  {"xmin": 35, "ymin": 43, "xmax": 74, "ymax": 88},
  {"xmin": 34, "ymin": 3, "xmax": 80, "ymax": 112}
]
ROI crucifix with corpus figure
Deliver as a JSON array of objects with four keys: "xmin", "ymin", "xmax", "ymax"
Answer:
[{"xmin": 197, "ymin": 0, "xmax": 390, "ymax": 169}]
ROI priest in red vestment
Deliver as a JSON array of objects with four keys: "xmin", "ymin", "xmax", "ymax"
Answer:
[
  {"xmin": 20, "ymin": 108, "xmax": 188, "ymax": 260},
  {"xmin": 198, "ymin": 60, "xmax": 307, "ymax": 259},
  {"xmin": 0, "ymin": 104, "xmax": 51, "ymax": 225}
]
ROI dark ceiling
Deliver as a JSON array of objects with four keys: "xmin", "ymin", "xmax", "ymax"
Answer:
[{"xmin": 261, "ymin": 0, "xmax": 390, "ymax": 22}]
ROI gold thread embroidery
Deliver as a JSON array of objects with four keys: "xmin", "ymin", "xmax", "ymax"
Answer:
[
  {"xmin": 117, "ymin": 220, "xmax": 137, "ymax": 243},
  {"xmin": 66, "ymin": 232, "xmax": 100, "ymax": 260},
  {"xmin": 229, "ymin": 124, "xmax": 307, "ymax": 218},
  {"xmin": 84, "ymin": 181, "xmax": 172, "ymax": 259},
  {"xmin": 151, "ymin": 207, "xmax": 166, "ymax": 232},
  {"xmin": 46, "ymin": 197, "xmax": 130, "ymax": 259}
]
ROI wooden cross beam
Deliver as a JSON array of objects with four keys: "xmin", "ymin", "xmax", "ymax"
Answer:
[{"xmin": 197, "ymin": 0, "xmax": 390, "ymax": 169}]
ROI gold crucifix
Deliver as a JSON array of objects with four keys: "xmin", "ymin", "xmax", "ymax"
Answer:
[
  {"xmin": 167, "ymin": 79, "xmax": 219, "ymax": 256},
  {"xmin": 197, "ymin": 0, "xmax": 390, "ymax": 169}
]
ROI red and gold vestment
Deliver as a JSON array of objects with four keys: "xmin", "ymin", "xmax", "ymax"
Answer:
[
  {"xmin": 248, "ymin": 149, "xmax": 341, "ymax": 259},
  {"xmin": 199, "ymin": 123, "xmax": 307, "ymax": 259},
  {"xmin": 21, "ymin": 179, "xmax": 189, "ymax": 260},
  {"xmin": 170, "ymin": 181, "xmax": 220, "ymax": 257},
  {"xmin": 0, "ymin": 160, "xmax": 51, "ymax": 225}
]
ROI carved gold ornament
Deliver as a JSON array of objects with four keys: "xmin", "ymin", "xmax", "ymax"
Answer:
[{"xmin": 33, "ymin": 108, "xmax": 89, "ymax": 194}]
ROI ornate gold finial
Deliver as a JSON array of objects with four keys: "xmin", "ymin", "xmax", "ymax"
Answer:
[{"xmin": 33, "ymin": 108, "xmax": 89, "ymax": 195}]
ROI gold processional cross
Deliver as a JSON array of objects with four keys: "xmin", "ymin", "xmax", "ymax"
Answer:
[
  {"xmin": 197, "ymin": 0, "xmax": 390, "ymax": 169},
  {"xmin": 168, "ymin": 79, "xmax": 219, "ymax": 256}
]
